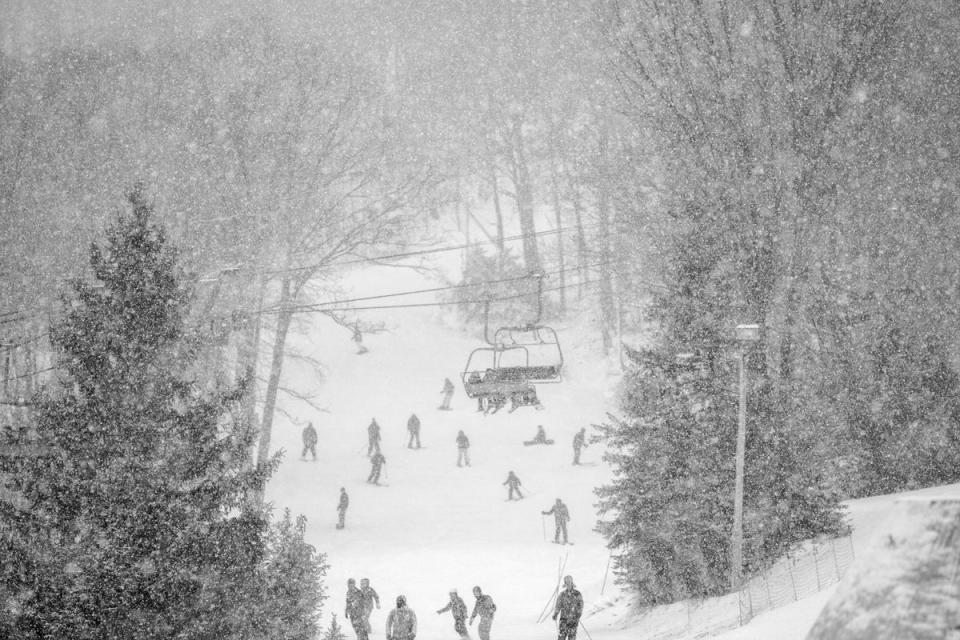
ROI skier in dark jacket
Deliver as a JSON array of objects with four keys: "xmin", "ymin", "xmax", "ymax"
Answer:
[
  {"xmin": 503, "ymin": 471, "xmax": 524, "ymax": 500},
  {"xmin": 552, "ymin": 575, "xmax": 583, "ymax": 640},
  {"xmin": 407, "ymin": 413, "xmax": 421, "ymax": 449},
  {"xmin": 436, "ymin": 588, "xmax": 470, "ymax": 639},
  {"xmin": 337, "ymin": 487, "xmax": 349, "ymax": 529},
  {"xmin": 469, "ymin": 586, "xmax": 496, "ymax": 640},
  {"xmin": 368, "ymin": 451, "xmax": 386, "ymax": 485},
  {"xmin": 345, "ymin": 578, "xmax": 367, "ymax": 640},
  {"xmin": 360, "ymin": 578, "xmax": 381, "ymax": 634},
  {"xmin": 367, "ymin": 418, "xmax": 382, "ymax": 456},
  {"xmin": 302, "ymin": 422, "xmax": 318, "ymax": 460},
  {"xmin": 440, "ymin": 377, "xmax": 455, "ymax": 410},
  {"xmin": 542, "ymin": 498, "xmax": 571, "ymax": 544},
  {"xmin": 572, "ymin": 427, "xmax": 588, "ymax": 465},
  {"xmin": 385, "ymin": 595, "xmax": 417, "ymax": 640},
  {"xmin": 456, "ymin": 430, "xmax": 471, "ymax": 467}
]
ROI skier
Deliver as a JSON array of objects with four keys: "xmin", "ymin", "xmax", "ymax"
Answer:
[
  {"xmin": 436, "ymin": 588, "xmax": 470, "ymax": 639},
  {"xmin": 440, "ymin": 377, "xmax": 455, "ymax": 410},
  {"xmin": 542, "ymin": 498, "xmax": 571, "ymax": 544},
  {"xmin": 385, "ymin": 595, "xmax": 417, "ymax": 640},
  {"xmin": 302, "ymin": 421, "xmax": 318, "ymax": 460},
  {"xmin": 523, "ymin": 425, "xmax": 553, "ymax": 446},
  {"xmin": 552, "ymin": 575, "xmax": 584, "ymax": 640},
  {"xmin": 469, "ymin": 585, "xmax": 496, "ymax": 640},
  {"xmin": 503, "ymin": 471, "xmax": 524, "ymax": 500},
  {"xmin": 353, "ymin": 324, "xmax": 368, "ymax": 354},
  {"xmin": 345, "ymin": 578, "xmax": 367, "ymax": 640},
  {"xmin": 407, "ymin": 413, "xmax": 421, "ymax": 449},
  {"xmin": 367, "ymin": 418, "xmax": 382, "ymax": 456},
  {"xmin": 456, "ymin": 430, "xmax": 471, "ymax": 467},
  {"xmin": 360, "ymin": 578, "xmax": 381, "ymax": 634},
  {"xmin": 368, "ymin": 451, "xmax": 386, "ymax": 485},
  {"xmin": 337, "ymin": 487, "xmax": 349, "ymax": 529},
  {"xmin": 572, "ymin": 427, "xmax": 588, "ymax": 465}
]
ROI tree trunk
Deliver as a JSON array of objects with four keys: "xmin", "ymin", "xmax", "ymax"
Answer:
[
  {"xmin": 256, "ymin": 277, "xmax": 294, "ymax": 475},
  {"xmin": 507, "ymin": 116, "xmax": 541, "ymax": 275},
  {"xmin": 486, "ymin": 150, "xmax": 506, "ymax": 273},
  {"xmin": 596, "ymin": 132, "xmax": 616, "ymax": 354},
  {"xmin": 549, "ymin": 150, "xmax": 566, "ymax": 313}
]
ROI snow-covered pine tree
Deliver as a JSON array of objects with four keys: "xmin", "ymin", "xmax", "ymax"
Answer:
[
  {"xmin": 0, "ymin": 186, "xmax": 325, "ymax": 638},
  {"xmin": 321, "ymin": 613, "xmax": 348, "ymax": 640},
  {"xmin": 595, "ymin": 346, "xmax": 847, "ymax": 606}
]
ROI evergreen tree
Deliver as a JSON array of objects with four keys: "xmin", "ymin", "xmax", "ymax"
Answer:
[
  {"xmin": 595, "ymin": 347, "xmax": 847, "ymax": 606},
  {"xmin": 321, "ymin": 614, "xmax": 347, "ymax": 640},
  {"xmin": 0, "ymin": 186, "xmax": 325, "ymax": 638}
]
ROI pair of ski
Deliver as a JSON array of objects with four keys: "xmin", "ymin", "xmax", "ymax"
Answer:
[{"xmin": 536, "ymin": 552, "xmax": 569, "ymax": 624}]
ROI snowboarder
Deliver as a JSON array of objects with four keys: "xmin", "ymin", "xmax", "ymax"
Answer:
[
  {"xmin": 456, "ymin": 430, "xmax": 471, "ymax": 467},
  {"xmin": 337, "ymin": 487, "xmax": 349, "ymax": 529},
  {"xmin": 368, "ymin": 451, "xmax": 386, "ymax": 485},
  {"xmin": 552, "ymin": 575, "xmax": 584, "ymax": 640},
  {"xmin": 503, "ymin": 471, "xmax": 524, "ymax": 500},
  {"xmin": 469, "ymin": 585, "xmax": 496, "ymax": 640},
  {"xmin": 542, "ymin": 498, "xmax": 571, "ymax": 544},
  {"xmin": 523, "ymin": 425, "xmax": 553, "ymax": 446},
  {"xmin": 353, "ymin": 324, "xmax": 368, "ymax": 354},
  {"xmin": 407, "ymin": 413, "xmax": 421, "ymax": 449},
  {"xmin": 367, "ymin": 418, "xmax": 382, "ymax": 456},
  {"xmin": 440, "ymin": 377, "xmax": 455, "ymax": 410},
  {"xmin": 345, "ymin": 578, "xmax": 367, "ymax": 640},
  {"xmin": 385, "ymin": 595, "xmax": 417, "ymax": 640},
  {"xmin": 572, "ymin": 427, "xmax": 588, "ymax": 465},
  {"xmin": 360, "ymin": 578, "xmax": 381, "ymax": 634},
  {"xmin": 302, "ymin": 421, "xmax": 318, "ymax": 460},
  {"xmin": 437, "ymin": 588, "xmax": 470, "ymax": 639}
]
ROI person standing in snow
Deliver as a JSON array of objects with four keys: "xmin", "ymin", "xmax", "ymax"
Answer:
[
  {"xmin": 440, "ymin": 377, "xmax": 455, "ymax": 410},
  {"xmin": 469, "ymin": 585, "xmax": 496, "ymax": 640},
  {"xmin": 360, "ymin": 578, "xmax": 381, "ymax": 635},
  {"xmin": 542, "ymin": 498, "xmax": 571, "ymax": 544},
  {"xmin": 407, "ymin": 413, "xmax": 422, "ymax": 449},
  {"xmin": 503, "ymin": 471, "xmax": 524, "ymax": 500},
  {"xmin": 572, "ymin": 427, "xmax": 588, "ymax": 465},
  {"xmin": 368, "ymin": 451, "xmax": 386, "ymax": 485},
  {"xmin": 437, "ymin": 588, "xmax": 470, "ymax": 639},
  {"xmin": 456, "ymin": 430, "xmax": 471, "ymax": 467},
  {"xmin": 367, "ymin": 418, "xmax": 382, "ymax": 456},
  {"xmin": 552, "ymin": 575, "xmax": 584, "ymax": 640},
  {"xmin": 302, "ymin": 421, "xmax": 318, "ymax": 460},
  {"xmin": 345, "ymin": 578, "xmax": 367, "ymax": 640},
  {"xmin": 385, "ymin": 595, "xmax": 417, "ymax": 640},
  {"xmin": 337, "ymin": 487, "xmax": 349, "ymax": 529}
]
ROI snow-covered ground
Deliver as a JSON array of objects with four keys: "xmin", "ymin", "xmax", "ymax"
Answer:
[{"xmin": 261, "ymin": 264, "xmax": 960, "ymax": 640}]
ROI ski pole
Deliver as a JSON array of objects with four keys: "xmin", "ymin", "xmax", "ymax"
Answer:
[{"xmin": 579, "ymin": 620, "xmax": 594, "ymax": 640}]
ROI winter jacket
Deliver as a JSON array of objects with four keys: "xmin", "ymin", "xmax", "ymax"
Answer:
[
  {"xmin": 345, "ymin": 586, "xmax": 364, "ymax": 620},
  {"xmin": 543, "ymin": 502, "xmax": 570, "ymax": 522},
  {"xmin": 407, "ymin": 414, "xmax": 421, "ymax": 433},
  {"xmin": 303, "ymin": 425, "xmax": 318, "ymax": 446},
  {"xmin": 438, "ymin": 594, "xmax": 468, "ymax": 620},
  {"xmin": 456, "ymin": 433, "xmax": 470, "ymax": 449},
  {"xmin": 553, "ymin": 587, "xmax": 583, "ymax": 622},
  {"xmin": 470, "ymin": 594, "xmax": 496, "ymax": 622},
  {"xmin": 338, "ymin": 492, "xmax": 349, "ymax": 512},
  {"xmin": 503, "ymin": 473, "xmax": 521, "ymax": 489},
  {"xmin": 361, "ymin": 586, "xmax": 380, "ymax": 615},
  {"xmin": 386, "ymin": 605, "xmax": 418, "ymax": 639}
]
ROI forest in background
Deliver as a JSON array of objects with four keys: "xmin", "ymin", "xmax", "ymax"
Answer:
[{"xmin": 4, "ymin": 0, "xmax": 960, "ymax": 608}]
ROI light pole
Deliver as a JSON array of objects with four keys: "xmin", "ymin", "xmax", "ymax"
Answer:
[{"xmin": 731, "ymin": 323, "xmax": 760, "ymax": 590}]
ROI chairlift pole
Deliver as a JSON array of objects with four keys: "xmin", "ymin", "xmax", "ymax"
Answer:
[{"xmin": 531, "ymin": 271, "xmax": 544, "ymax": 325}]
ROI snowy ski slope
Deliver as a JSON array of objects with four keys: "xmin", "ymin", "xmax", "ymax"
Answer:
[{"xmin": 261, "ymin": 265, "xmax": 960, "ymax": 640}]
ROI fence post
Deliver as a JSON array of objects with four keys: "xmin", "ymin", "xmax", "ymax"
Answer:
[
  {"xmin": 788, "ymin": 558, "xmax": 798, "ymax": 601},
  {"xmin": 831, "ymin": 539, "xmax": 842, "ymax": 582},
  {"xmin": 813, "ymin": 546, "xmax": 822, "ymax": 590}
]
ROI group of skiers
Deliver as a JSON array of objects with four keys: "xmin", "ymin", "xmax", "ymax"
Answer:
[{"xmin": 345, "ymin": 576, "xmax": 582, "ymax": 640}]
